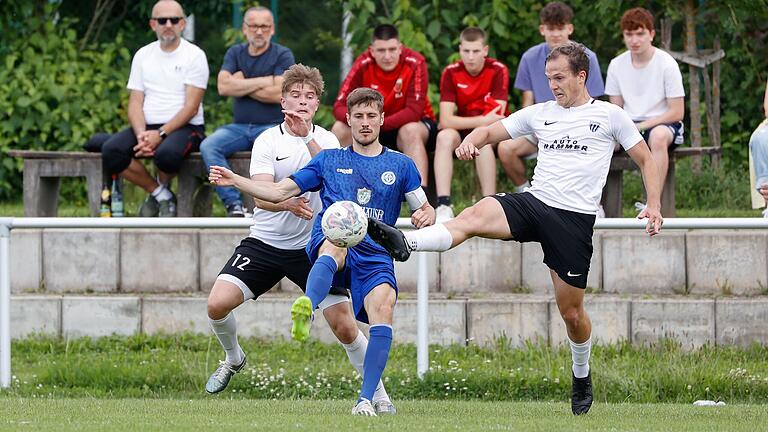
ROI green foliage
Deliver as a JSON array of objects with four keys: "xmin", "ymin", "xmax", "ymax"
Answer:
[
  {"xmin": 0, "ymin": 12, "xmax": 131, "ymax": 199},
  {"xmin": 7, "ymin": 333, "xmax": 768, "ymax": 403}
]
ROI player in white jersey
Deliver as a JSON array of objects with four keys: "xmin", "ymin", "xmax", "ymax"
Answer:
[
  {"xmin": 204, "ymin": 65, "xmax": 394, "ymax": 414},
  {"xmin": 367, "ymin": 42, "xmax": 663, "ymax": 415}
]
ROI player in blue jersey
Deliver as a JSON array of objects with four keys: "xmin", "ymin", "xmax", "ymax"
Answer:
[{"xmin": 209, "ymin": 87, "xmax": 436, "ymax": 416}]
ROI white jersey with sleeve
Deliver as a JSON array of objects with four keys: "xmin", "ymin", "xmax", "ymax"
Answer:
[
  {"xmin": 248, "ymin": 124, "xmax": 340, "ymax": 249},
  {"xmin": 604, "ymin": 48, "xmax": 685, "ymax": 121},
  {"xmin": 500, "ymin": 99, "xmax": 643, "ymax": 214},
  {"xmin": 127, "ymin": 38, "xmax": 209, "ymax": 125}
]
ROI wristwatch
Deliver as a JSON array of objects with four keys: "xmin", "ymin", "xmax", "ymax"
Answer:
[{"xmin": 158, "ymin": 129, "xmax": 168, "ymax": 140}]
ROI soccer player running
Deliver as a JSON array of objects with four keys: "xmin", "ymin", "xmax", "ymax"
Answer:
[
  {"xmin": 204, "ymin": 66, "xmax": 394, "ymax": 414},
  {"xmin": 209, "ymin": 87, "xmax": 435, "ymax": 416},
  {"xmin": 367, "ymin": 42, "xmax": 664, "ymax": 415}
]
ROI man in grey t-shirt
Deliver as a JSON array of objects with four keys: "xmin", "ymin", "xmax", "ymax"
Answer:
[{"xmin": 498, "ymin": 2, "xmax": 604, "ymax": 192}]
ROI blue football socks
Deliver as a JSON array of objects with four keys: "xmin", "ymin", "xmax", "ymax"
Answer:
[
  {"xmin": 305, "ymin": 255, "xmax": 338, "ymax": 309},
  {"xmin": 359, "ymin": 324, "xmax": 393, "ymax": 402}
]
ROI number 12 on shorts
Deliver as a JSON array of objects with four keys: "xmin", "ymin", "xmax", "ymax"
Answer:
[{"xmin": 231, "ymin": 253, "xmax": 250, "ymax": 271}]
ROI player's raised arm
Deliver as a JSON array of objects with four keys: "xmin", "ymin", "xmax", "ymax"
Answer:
[
  {"xmin": 209, "ymin": 165, "xmax": 300, "ymax": 204},
  {"xmin": 456, "ymin": 121, "xmax": 511, "ymax": 160}
]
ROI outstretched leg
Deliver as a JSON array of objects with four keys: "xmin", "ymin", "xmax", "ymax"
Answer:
[
  {"xmin": 292, "ymin": 242, "xmax": 347, "ymax": 341},
  {"xmin": 368, "ymin": 196, "xmax": 512, "ymax": 260}
]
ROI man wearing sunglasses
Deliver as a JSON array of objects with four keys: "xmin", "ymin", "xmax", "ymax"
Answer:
[
  {"xmin": 101, "ymin": 0, "xmax": 209, "ymax": 217},
  {"xmin": 200, "ymin": 6, "xmax": 295, "ymax": 217}
]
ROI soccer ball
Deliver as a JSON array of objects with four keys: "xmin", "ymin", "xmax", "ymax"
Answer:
[{"xmin": 321, "ymin": 200, "xmax": 368, "ymax": 248}]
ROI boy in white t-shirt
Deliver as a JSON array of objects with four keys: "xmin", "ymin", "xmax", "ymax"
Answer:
[
  {"xmin": 101, "ymin": 0, "xmax": 209, "ymax": 217},
  {"xmin": 605, "ymin": 7, "xmax": 685, "ymax": 196}
]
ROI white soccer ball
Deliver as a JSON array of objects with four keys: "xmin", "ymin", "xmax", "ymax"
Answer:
[{"xmin": 321, "ymin": 200, "xmax": 368, "ymax": 248}]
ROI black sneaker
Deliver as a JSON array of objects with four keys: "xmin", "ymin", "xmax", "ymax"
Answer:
[
  {"xmin": 226, "ymin": 202, "xmax": 245, "ymax": 217},
  {"xmin": 367, "ymin": 217, "xmax": 411, "ymax": 262},
  {"xmin": 571, "ymin": 372, "xmax": 593, "ymax": 415}
]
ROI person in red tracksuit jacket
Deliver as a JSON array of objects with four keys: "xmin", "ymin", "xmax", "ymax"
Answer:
[{"xmin": 332, "ymin": 24, "xmax": 436, "ymax": 195}]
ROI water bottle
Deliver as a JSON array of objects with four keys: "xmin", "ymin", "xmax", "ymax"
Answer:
[
  {"xmin": 99, "ymin": 181, "xmax": 111, "ymax": 217},
  {"xmin": 111, "ymin": 175, "xmax": 124, "ymax": 217}
]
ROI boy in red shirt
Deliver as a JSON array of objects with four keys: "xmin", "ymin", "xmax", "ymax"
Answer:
[
  {"xmin": 435, "ymin": 27, "xmax": 509, "ymax": 221},
  {"xmin": 332, "ymin": 24, "xmax": 436, "ymax": 192}
]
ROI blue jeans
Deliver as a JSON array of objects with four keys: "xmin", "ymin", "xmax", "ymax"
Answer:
[
  {"xmin": 750, "ymin": 120, "xmax": 768, "ymax": 188},
  {"xmin": 200, "ymin": 123, "xmax": 277, "ymax": 207}
]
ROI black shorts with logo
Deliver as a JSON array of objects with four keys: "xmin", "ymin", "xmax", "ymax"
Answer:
[
  {"xmin": 492, "ymin": 192, "xmax": 595, "ymax": 289},
  {"xmin": 379, "ymin": 117, "xmax": 438, "ymax": 152},
  {"xmin": 218, "ymin": 237, "xmax": 349, "ymax": 299}
]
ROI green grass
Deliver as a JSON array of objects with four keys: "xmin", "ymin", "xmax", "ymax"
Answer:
[
  {"xmin": 1, "ymin": 398, "xmax": 766, "ymax": 431},
  {"xmin": 6, "ymin": 334, "xmax": 768, "ymax": 404}
]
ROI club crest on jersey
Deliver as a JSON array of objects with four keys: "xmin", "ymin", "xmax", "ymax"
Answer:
[
  {"xmin": 381, "ymin": 171, "xmax": 396, "ymax": 185},
  {"xmin": 357, "ymin": 188, "xmax": 371, "ymax": 205},
  {"xmin": 589, "ymin": 122, "xmax": 600, "ymax": 133},
  {"xmin": 394, "ymin": 78, "xmax": 403, "ymax": 98}
]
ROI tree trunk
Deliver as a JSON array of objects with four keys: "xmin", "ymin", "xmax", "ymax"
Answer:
[{"xmin": 685, "ymin": 0, "xmax": 702, "ymax": 172}]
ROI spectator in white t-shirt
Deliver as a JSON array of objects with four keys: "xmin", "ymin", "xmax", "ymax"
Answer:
[
  {"xmin": 605, "ymin": 7, "xmax": 685, "ymax": 200},
  {"xmin": 101, "ymin": 0, "xmax": 209, "ymax": 217}
]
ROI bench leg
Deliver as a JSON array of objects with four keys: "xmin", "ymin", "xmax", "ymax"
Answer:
[
  {"xmin": 193, "ymin": 183, "xmax": 213, "ymax": 217},
  {"xmin": 661, "ymin": 160, "xmax": 676, "ymax": 217},
  {"xmin": 602, "ymin": 170, "xmax": 623, "ymax": 218},
  {"xmin": 86, "ymin": 160, "xmax": 103, "ymax": 217},
  {"xmin": 23, "ymin": 161, "xmax": 60, "ymax": 217},
  {"xmin": 177, "ymin": 173, "xmax": 199, "ymax": 217}
]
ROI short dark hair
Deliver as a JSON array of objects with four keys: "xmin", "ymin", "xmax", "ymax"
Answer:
[
  {"xmin": 545, "ymin": 41, "xmax": 590, "ymax": 81},
  {"xmin": 540, "ymin": 2, "xmax": 574, "ymax": 26},
  {"xmin": 372, "ymin": 24, "xmax": 399, "ymax": 42},
  {"xmin": 244, "ymin": 5, "xmax": 272, "ymax": 20},
  {"xmin": 620, "ymin": 7, "xmax": 655, "ymax": 33},
  {"xmin": 460, "ymin": 27, "xmax": 486, "ymax": 43},
  {"xmin": 347, "ymin": 87, "xmax": 384, "ymax": 113},
  {"xmin": 282, "ymin": 64, "xmax": 324, "ymax": 96}
]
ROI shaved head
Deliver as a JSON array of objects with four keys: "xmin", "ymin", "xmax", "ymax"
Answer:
[{"xmin": 151, "ymin": 0, "xmax": 185, "ymax": 18}]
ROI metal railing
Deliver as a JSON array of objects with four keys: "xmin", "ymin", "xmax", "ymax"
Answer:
[{"xmin": 2, "ymin": 216, "xmax": 768, "ymax": 389}]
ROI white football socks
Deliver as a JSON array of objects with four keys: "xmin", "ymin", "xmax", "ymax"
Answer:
[
  {"xmin": 151, "ymin": 184, "xmax": 172, "ymax": 201},
  {"xmin": 569, "ymin": 336, "xmax": 592, "ymax": 378},
  {"xmin": 209, "ymin": 313, "xmax": 244, "ymax": 365},
  {"xmin": 405, "ymin": 223, "xmax": 453, "ymax": 252},
  {"xmin": 342, "ymin": 330, "xmax": 389, "ymax": 403}
]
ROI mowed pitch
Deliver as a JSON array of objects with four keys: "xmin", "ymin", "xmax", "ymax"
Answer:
[{"xmin": 1, "ymin": 398, "xmax": 765, "ymax": 431}]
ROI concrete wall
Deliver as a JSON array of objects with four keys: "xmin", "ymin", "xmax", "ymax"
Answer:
[
  {"xmin": 10, "ymin": 294, "xmax": 768, "ymax": 348},
  {"xmin": 10, "ymin": 228, "xmax": 768, "ymax": 296}
]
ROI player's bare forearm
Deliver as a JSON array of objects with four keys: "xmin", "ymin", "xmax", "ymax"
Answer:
[
  {"xmin": 209, "ymin": 166, "xmax": 299, "ymax": 203},
  {"xmin": 627, "ymin": 142, "xmax": 663, "ymax": 235}
]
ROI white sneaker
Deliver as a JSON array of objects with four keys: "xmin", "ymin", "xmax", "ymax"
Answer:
[
  {"xmin": 436, "ymin": 204, "xmax": 454, "ymax": 223},
  {"xmin": 634, "ymin": 201, "xmax": 647, "ymax": 213},
  {"xmin": 352, "ymin": 398, "xmax": 377, "ymax": 416},
  {"xmin": 596, "ymin": 205, "xmax": 606, "ymax": 219},
  {"xmin": 762, "ymin": 208, "xmax": 768, "ymax": 218},
  {"xmin": 373, "ymin": 399, "xmax": 396, "ymax": 415}
]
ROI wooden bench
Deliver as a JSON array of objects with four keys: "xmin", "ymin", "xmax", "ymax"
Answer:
[
  {"xmin": 601, "ymin": 146, "xmax": 722, "ymax": 217},
  {"xmin": 8, "ymin": 150, "xmax": 253, "ymax": 217}
]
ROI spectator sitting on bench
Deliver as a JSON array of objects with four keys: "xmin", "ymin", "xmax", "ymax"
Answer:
[
  {"xmin": 605, "ymin": 7, "xmax": 685, "ymax": 211},
  {"xmin": 498, "ymin": 1, "xmax": 604, "ymax": 192},
  {"xmin": 200, "ymin": 6, "xmax": 295, "ymax": 217},
  {"xmin": 434, "ymin": 27, "xmax": 510, "ymax": 222},
  {"xmin": 750, "ymin": 78, "xmax": 768, "ymax": 218},
  {"xmin": 331, "ymin": 24, "xmax": 437, "ymax": 198},
  {"xmin": 101, "ymin": 0, "xmax": 208, "ymax": 217}
]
